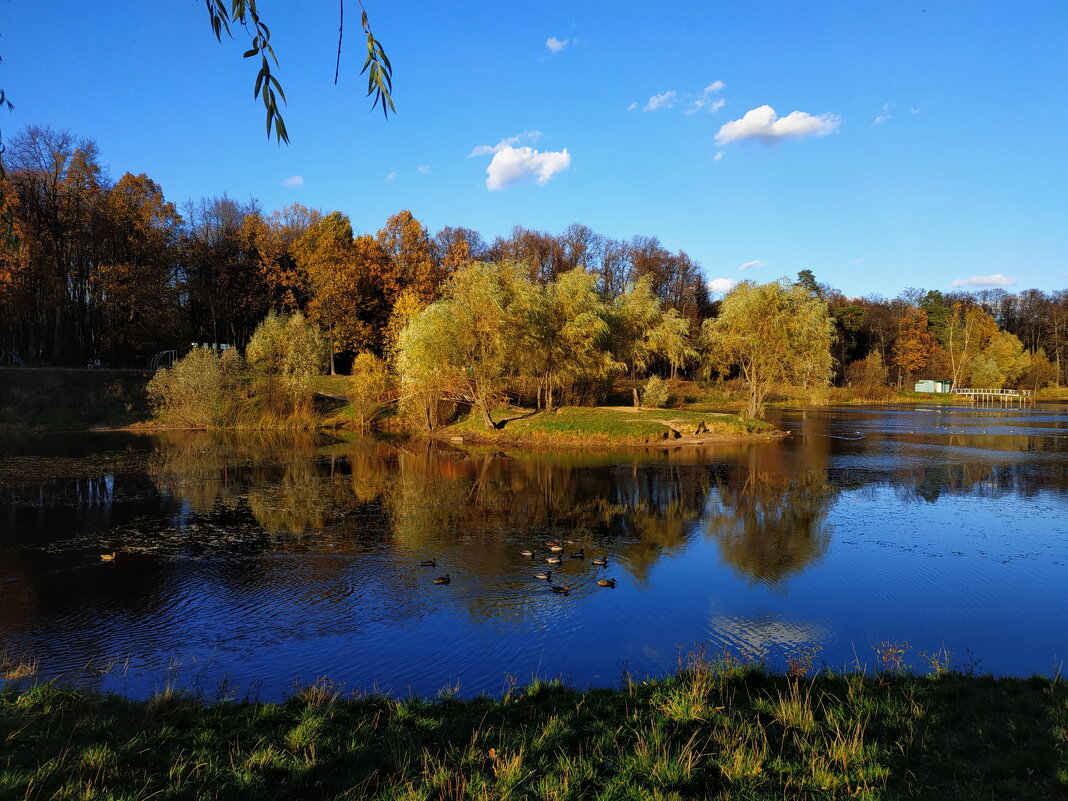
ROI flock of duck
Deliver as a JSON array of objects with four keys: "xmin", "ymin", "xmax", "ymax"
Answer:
[{"xmin": 421, "ymin": 539, "xmax": 616, "ymax": 595}]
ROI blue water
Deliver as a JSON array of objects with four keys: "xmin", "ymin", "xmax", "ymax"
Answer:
[{"xmin": 1, "ymin": 404, "xmax": 1065, "ymax": 700}]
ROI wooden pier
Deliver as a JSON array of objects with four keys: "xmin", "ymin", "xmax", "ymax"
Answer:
[{"xmin": 951, "ymin": 387, "xmax": 1034, "ymax": 406}]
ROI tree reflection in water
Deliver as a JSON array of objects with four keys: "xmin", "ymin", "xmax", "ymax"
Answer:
[{"xmin": 704, "ymin": 467, "xmax": 838, "ymax": 587}]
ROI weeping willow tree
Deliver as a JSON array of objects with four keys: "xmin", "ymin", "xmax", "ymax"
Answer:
[
  {"xmin": 700, "ymin": 279, "xmax": 836, "ymax": 419},
  {"xmin": 396, "ymin": 262, "xmax": 520, "ymax": 430}
]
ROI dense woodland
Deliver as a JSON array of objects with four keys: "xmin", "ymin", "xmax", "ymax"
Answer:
[{"xmin": 1, "ymin": 126, "xmax": 1064, "ymax": 415}]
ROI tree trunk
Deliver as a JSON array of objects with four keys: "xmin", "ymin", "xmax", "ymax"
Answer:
[
  {"xmin": 480, "ymin": 403, "xmax": 496, "ymax": 431},
  {"xmin": 633, "ymin": 386, "xmax": 641, "ymax": 407}
]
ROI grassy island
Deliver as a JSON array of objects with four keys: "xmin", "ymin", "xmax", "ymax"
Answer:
[
  {"xmin": 2, "ymin": 663, "xmax": 1065, "ymax": 800},
  {"xmin": 436, "ymin": 406, "xmax": 781, "ymax": 449}
]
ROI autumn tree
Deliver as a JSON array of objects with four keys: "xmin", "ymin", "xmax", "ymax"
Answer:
[
  {"xmin": 377, "ymin": 210, "xmax": 444, "ymax": 305},
  {"xmin": 892, "ymin": 307, "xmax": 936, "ymax": 381},
  {"xmin": 700, "ymin": 279, "xmax": 836, "ymax": 419},
  {"xmin": 967, "ymin": 330, "xmax": 1030, "ymax": 389},
  {"xmin": 254, "ymin": 202, "xmax": 321, "ymax": 310},
  {"xmin": 96, "ymin": 172, "xmax": 182, "ymax": 364},
  {"xmin": 181, "ymin": 194, "xmax": 271, "ymax": 348},
  {"xmin": 347, "ymin": 351, "xmax": 391, "ymax": 430},
  {"xmin": 296, "ymin": 211, "xmax": 388, "ymax": 372},
  {"xmin": 1019, "ymin": 348, "xmax": 1057, "ymax": 392},
  {"xmin": 434, "ymin": 226, "xmax": 486, "ymax": 275},
  {"xmin": 844, "ymin": 351, "xmax": 890, "ymax": 395},
  {"xmin": 943, "ymin": 302, "xmax": 999, "ymax": 387}
]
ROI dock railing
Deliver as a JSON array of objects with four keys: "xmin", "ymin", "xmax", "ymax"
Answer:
[{"xmin": 951, "ymin": 387, "xmax": 1034, "ymax": 405}]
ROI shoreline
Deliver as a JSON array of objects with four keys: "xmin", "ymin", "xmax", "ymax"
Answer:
[{"xmin": 427, "ymin": 426, "xmax": 790, "ymax": 451}]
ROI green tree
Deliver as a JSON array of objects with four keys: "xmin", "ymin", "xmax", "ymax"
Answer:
[
  {"xmin": 396, "ymin": 262, "xmax": 521, "ymax": 431},
  {"xmin": 609, "ymin": 276, "xmax": 666, "ymax": 406},
  {"xmin": 513, "ymin": 268, "xmax": 618, "ymax": 410},
  {"xmin": 647, "ymin": 308, "xmax": 697, "ymax": 380},
  {"xmin": 700, "ymin": 279, "xmax": 836, "ymax": 419},
  {"xmin": 246, "ymin": 310, "xmax": 326, "ymax": 416}
]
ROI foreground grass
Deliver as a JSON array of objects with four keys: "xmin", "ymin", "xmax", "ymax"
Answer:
[
  {"xmin": 3, "ymin": 665, "xmax": 1065, "ymax": 800},
  {"xmin": 444, "ymin": 406, "xmax": 776, "ymax": 447}
]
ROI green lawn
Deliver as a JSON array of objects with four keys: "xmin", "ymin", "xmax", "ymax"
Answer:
[
  {"xmin": 2, "ymin": 664, "xmax": 1064, "ymax": 800},
  {"xmin": 446, "ymin": 406, "xmax": 775, "ymax": 445}
]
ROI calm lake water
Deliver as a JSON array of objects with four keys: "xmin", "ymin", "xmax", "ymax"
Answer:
[{"xmin": 2, "ymin": 405, "xmax": 1066, "ymax": 700}]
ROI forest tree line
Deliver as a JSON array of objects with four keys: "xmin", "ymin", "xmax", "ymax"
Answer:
[{"xmin": 0, "ymin": 126, "xmax": 1064, "ymax": 410}]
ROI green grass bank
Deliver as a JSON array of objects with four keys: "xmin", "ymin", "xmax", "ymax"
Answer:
[
  {"xmin": 439, "ymin": 406, "xmax": 779, "ymax": 449},
  {"xmin": 2, "ymin": 665, "xmax": 1065, "ymax": 800}
]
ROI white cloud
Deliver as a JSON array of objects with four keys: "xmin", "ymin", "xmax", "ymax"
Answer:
[
  {"xmin": 281, "ymin": 175, "xmax": 303, "ymax": 188},
  {"xmin": 545, "ymin": 36, "xmax": 569, "ymax": 54},
  {"xmin": 471, "ymin": 133, "xmax": 571, "ymax": 190},
  {"xmin": 384, "ymin": 171, "xmax": 396, "ymax": 183},
  {"xmin": 469, "ymin": 130, "xmax": 542, "ymax": 157},
  {"xmin": 715, "ymin": 105, "xmax": 841, "ymax": 145},
  {"xmin": 686, "ymin": 81, "xmax": 727, "ymax": 115},
  {"xmin": 852, "ymin": 257, "xmax": 865, "ymax": 265},
  {"xmin": 872, "ymin": 103, "xmax": 891, "ymax": 127},
  {"xmin": 950, "ymin": 274, "xmax": 1018, "ymax": 288},
  {"xmin": 687, "ymin": 98, "xmax": 726, "ymax": 115},
  {"xmin": 713, "ymin": 150, "xmax": 725, "ymax": 161},
  {"xmin": 627, "ymin": 101, "xmax": 638, "ymax": 112},
  {"xmin": 644, "ymin": 91, "xmax": 677, "ymax": 112},
  {"xmin": 708, "ymin": 277, "xmax": 738, "ymax": 294},
  {"xmin": 737, "ymin": 260, "xmax": 766, "ymax": 271},
  {"xmin": 909, "ymin": 107, "xmax": 921, "ymax": 114},
  {"xmin": 417, "ymin": 164, "xmax": 431, "ymax": 174}
]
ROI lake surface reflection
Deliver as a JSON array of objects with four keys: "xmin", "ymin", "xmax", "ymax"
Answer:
[{"xmin": 2, "ymin": 404, "xmax": 1066, "ymax": 699}]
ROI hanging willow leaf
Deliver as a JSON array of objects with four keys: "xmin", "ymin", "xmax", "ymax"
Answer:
[
  {"xmin": 359, "ymin": 5, "xmax": 395, "ymax": 118},
  {"xmin": 204, "ymin": 0, "xmax": 394, "ymax": 141}
]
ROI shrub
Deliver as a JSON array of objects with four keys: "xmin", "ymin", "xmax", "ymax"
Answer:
[
  {"xmin": 348, "ymin": 352, "xmax": 390, "ymax": 430},
  {"xmin": 146, "ymin": 348, "xmax": 225, "ymax": 426},
  {"xmin": 641, "ymin": 375, "xmax": 671, "ymax": 408},
  {"xmin": 246, "ymin": 311, "xmax": 327, "ymax": 419}
]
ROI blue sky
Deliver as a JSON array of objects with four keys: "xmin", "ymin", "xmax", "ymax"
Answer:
[{"xmin": 4, "ymin": 1, "xmax": 1066, "ymax": 298}]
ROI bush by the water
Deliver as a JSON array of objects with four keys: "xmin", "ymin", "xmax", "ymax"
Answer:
[
  {"xmin": 641, "ymin": 375, "xmax": 672, "ymax": 408},
  {"xmin": 147, "ymin": 313, "xmax": 328, "ymax": 428},
  {"xmin": 347, "ymin": 351, "xmax": 391, "ymax": 430},
  {"xmin": 146, "ymin": 347, "xmax": 228, "ymax": 427}
]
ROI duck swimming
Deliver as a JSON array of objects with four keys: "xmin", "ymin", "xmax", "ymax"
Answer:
[
  {"xmin": 546, "ymin": 555, "xmax": 563, "ymax": 565},
  {"xmin": 550, "ymin": 584, "xmax": 571, "ymax": 595},
  {"xmin": 100, "ymin": 552, "xmax": 117, "ymax": 562},
  {"xmin": 591, "ymin": 556, "xmax": 607, "ymax": 566},
  {"xmin": 420, "ymin": 559, "xmax": 437, "ymax": 567},
  {"xmin": 534, "ymin": 570, "xmax": 552, "ymax": 581},
  {"xmin": 549, "ymin": 544, "xmax": 564, "ymax": 553},
  {"xmin": 570, "ymin": 548, "xmax": 584, "ymax": 559},
  {"xmin": 597, "ymin": 578, "xmax": 616, "ymax": 588},
  {"xmin": 433, "ymin": 574, "xmax": 451, "ymax": 585}
]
